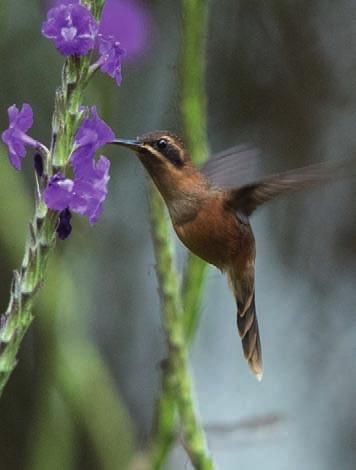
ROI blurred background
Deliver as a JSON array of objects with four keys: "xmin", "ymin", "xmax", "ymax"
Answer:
[{"xmin": 1, "ymin": 1, "xmax": 356, "ymax": 469}]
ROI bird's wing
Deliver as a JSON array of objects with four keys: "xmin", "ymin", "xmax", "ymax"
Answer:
[
  {"xmin": 225, "ymin": 158, "xmax": 355, "ymax": 217},
  {"xmin": 201, "ymin": 144, "xmax": 265, "ymax": 188}
]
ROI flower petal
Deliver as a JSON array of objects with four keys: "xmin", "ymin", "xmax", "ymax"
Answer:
[
  {"xmin": 1, "ymin": 103, "xmax": 38, "ymax": 170},
  {"xmin": 71, "ymin": 106, "xmax": 115, "ymax": 178},
  {"xmin": 44, "ymin": 173, "xmax": 74, "ymax": 210},
  {"xmin": 99, "ymin": 0, "xmax": 152, "ymax": 59},
  {"xmin": 16, "ymin": 103, "xmax": 34, "ymax": 131},
  {"xmin": 97, "ymin": 35, "xmax": 125, "ymax": 86},
  {"xmin": 69, "ymin": 156, "xmax": 111, "ymax": 224}
]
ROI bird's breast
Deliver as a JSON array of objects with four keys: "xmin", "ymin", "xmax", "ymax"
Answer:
[{"xmin": 173, "ymin": 196, "xmax": 254, "ymax": 270}]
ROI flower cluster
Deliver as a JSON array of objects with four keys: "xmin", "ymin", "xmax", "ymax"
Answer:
[
  {"xmin": 0, "ymin": 2, "xmax": 126, "ymax": 239},
  {"xmin": 42, "ymin": 2, "xmax": 125, "ymax": 85},
  {"xmin": 50, "ymin": 0, "xmax": 152, "ymax": 59},
  {"xmin": 44, "ymin": 107, "xmax": 113, "ymax": 228},
  {"xmin": 1, "ymin": 103, "xmax": 113, "ymax": 236}
]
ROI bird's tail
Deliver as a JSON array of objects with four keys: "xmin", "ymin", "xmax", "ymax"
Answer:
[{"xmin": 228, "ymin": 268, "xmax": 263, "ymax": 380}]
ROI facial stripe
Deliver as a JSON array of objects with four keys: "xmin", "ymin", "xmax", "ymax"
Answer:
[{"xmin": 144, "ymin": 138, "xmax": 184, "ymax": 167}]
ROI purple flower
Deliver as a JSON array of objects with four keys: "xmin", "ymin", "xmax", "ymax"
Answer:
[
  {"xmin": 42, "ymin": 3, "xmax": 98, "ymax": 56},
  {"xmin": 44, "ymin": 157, "xmax": 110, "ymax": 226},
  {"xmin": 44, "ymin": 107, "xmax": 114, "ymax": 231},
  {"xmin": 44, "ymin": 173, "xmax": 74, "ymax": 210},
  {"xmin": 71, "ymin": 106, "xmax": 115, "ymax": 178},
  {"xmin": 48, "ymin": 0, "xmax": 153, "ymax": 59},
  {"xmin": 99, "ymin": 0, "xmax": 152, "ymax": 59},
  {"xmin": 1, "ymin": 104, "xmax": 39, "ymax": 170},
  {"xmin": 70, "ymin": 156, "xmax": 111, "ymax": 224},
  {"xmin": 97, "ymin": 34, "xmax": 125, "ymax": 86}
]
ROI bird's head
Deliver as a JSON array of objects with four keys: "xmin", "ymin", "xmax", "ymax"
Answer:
[
  {"xmin": 113, "ymin": 130, "xmax": 188, "ymax": 169},
  {"xmin": 112, "ymin": 131, "xmax": 208, "ymax": 205}
]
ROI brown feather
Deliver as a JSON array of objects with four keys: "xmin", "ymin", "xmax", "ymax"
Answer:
[
  {"xmin": 226, "ymin": 157, "xmax": 356, "ymax": 216},
  {"xmin": 228, "ymin": 257, "xmax": 263, "ymax": 380},
  {"xmin": 201, "ymin": 144, "xmax": 264, "ymax": 188}
]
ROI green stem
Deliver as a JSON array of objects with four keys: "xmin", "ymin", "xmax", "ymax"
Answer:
[
  {"xmin": 149, "ymin": 186, "xmax": 214, "ymax": 470},
  {"xmin": 181, "ymin": 0, "xmax": 210, "ymax": 340},
  {"xmin": 0, "ymin": 0, "xmax": 105, "ymax": 397},
  {"xmin": 150, "ymin": 0, "xmax": 210, "ymax": 467},
  {"xmin": 182, "ymin": 256, "xmax": 208, "ymax": 340},
  {"xmin": 180, "ymin": 0, "xmax": 210, "ymax": 166},
  {"xmin": 0, "ymin": 200, "xmax": 57, "ymax": 397}
]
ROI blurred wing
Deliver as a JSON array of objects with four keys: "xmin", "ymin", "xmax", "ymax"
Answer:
[
  {"xmin": 201, "ymin": 144, "xmax": 265, "ymax": 188},
  {"xmin": 227, "ymin": 158, "xmax": 355, "ymax": 216}
]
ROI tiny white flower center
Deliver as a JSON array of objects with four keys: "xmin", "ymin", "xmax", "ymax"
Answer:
[
  {"xmin": 61, "ymin": 26, "xmax": 77, "ymax": 42},
  {"xmin": 58, "ymin": 179, "xmax": 74, "ymax": 192}
]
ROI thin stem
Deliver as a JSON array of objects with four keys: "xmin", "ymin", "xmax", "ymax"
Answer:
[
  {"xmin": 86, "ymin": 62, "xmax": 101, "ymax": 85},
  {"xmin": 182, "ymin": 255, "xmax": 208, "ymax": 340},
  {"xmin": 149, "ymin": 186, "xmax": 214, "ymax": 470},
  {"xmin": 181, "ymin": 0, "xmax": 210, "ymax": 339},
  {"xmin": 0, "ymin": 0, "xmax": 105, "ymax": 397},
  {"xmin": 0, "ymin": 202, "xmax": 57, "ymax": 397},
  {"xmin": 150, "ymin": 0, "xmax": 211, "ymax": 467},
  {"xmin": 180, "ymin": 0, "xmax": 210, "ymax": 166}
]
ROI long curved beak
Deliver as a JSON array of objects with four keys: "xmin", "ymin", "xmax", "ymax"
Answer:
[{"xmin": 111, "ymin": 139, "xmax": 143, "ymax": 152}]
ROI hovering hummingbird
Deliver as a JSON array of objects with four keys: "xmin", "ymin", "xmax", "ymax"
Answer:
[{"xmin": 113, "ymin": 132, "xmax": 353, "ymax": 380}]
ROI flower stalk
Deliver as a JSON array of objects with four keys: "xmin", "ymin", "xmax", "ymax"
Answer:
[
  {"xmin": 149, "ymin": 0, "xmax": 211, "ymax": 467},
  {"xmin": 181, "ymin": 0, "xmax": 210, "ymax": 340},
  {"xmin": 148, "ymin": 186, "xmax": 214, "ymax": 470},
  {"xmin": 0, "ymin": 200, "xmax": 57, "ymax": 396},
  {"xmin": 0, "ymin": 0, "xmax": 106, "ymax": 397}
]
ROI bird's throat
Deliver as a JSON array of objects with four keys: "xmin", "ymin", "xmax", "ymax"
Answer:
[{"xmin": 142, "ymin": 161, "xmax": 209, "ymax": 225}]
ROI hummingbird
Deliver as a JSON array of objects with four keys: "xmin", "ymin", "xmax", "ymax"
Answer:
[{"xmin": 113, "ymin": 131, "xmax": 354, "ymax": 380}]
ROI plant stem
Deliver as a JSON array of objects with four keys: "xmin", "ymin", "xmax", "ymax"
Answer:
[
  {"xmin": 0, "ymin": 0, "xmax": 105, "ymax": 397},
  {"xmin": 180, "ymin": 0, "xmax": 210, "ymax": 166},
  {"xmin": 150, "ymin": 0, "xmax": 211, "ymax": 467},
  {"xmin": 149, "ymin": 186, "xmax": 214, "ymax": 470},
  {"xmin": 0, "ymin": 200, "xmax": 57, "ymax": 397},
  {"xmin": 182, "ymin": 255, "xmax": 208, "ymax": 340},
  {"xmin": 181, "ymin": 0, "xmax": 210, "ymax": 340}
]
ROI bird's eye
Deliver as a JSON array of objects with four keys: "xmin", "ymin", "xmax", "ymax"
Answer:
[
  {"xmin": 152, "ymin": 137, "xmax": 183, "ymax": 167},
  {"xmin": 157, "ymin": 139, "xmax": 168, "ymax": 149}
]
